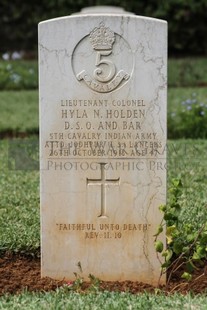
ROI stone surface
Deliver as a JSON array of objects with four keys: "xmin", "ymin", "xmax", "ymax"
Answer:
[
  {"xmin": 39, "ymin": 8, "xmax": 167, "ymax": 285},
  {"xmin": 79, "ymin": 6, "xmax": 132, "ymax": 14}
]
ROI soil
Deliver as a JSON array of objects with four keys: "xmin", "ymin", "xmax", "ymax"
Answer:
[{"xmin": 0, "ymin": 252, "xmax": 206, "ymax": 296}]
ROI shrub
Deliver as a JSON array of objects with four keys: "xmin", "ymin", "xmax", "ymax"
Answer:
[
  {"xmin": 168, "ymin": 93, "xmax": 207, "ymax": 139},
  {"xmin": 155, "ymin": 178, "xmax": 207, "ymax": 284},
  {"xmin": 0, "ymin": 61, "xmax": 38, "ymax": 90}
]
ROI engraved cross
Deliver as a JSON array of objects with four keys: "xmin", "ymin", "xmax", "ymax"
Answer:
[{"xmin": 87, "ymin": 163, "xmax": 120, "ymax": 218}]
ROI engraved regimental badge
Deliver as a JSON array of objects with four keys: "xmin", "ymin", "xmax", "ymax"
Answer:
[{"xmin": 72, "ymin": 23, "xmax": 133, "ymax": 93}]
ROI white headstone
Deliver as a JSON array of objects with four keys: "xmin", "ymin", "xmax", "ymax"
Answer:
[
  {"xmin": 79, "ymin": 6, "xmax": 127, "ymax": 14},
  {"xmin": 39, "ymin": 7, "xmax": 167, "ymax": 285}
]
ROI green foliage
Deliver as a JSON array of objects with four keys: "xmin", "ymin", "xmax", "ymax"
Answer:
[
  {"xmin": 155, "ymin": 177, "xmax": 207, "ymax": 284},
  {"xmin": 168, "ymin": 93, "xmax": 207, "ymax": 138},
  {"xmin": 0, "ymin": 61, "xmax": 38, "ymax": 90},
  {"xmin": 88, "ymin": 274, "xmax": 101, "ymax": 292},
  {"xmin": 69, "ymin": 273, "xmax": 84, "ymax": 292},
  {"xmin": 168, "ymin": 58, "xmax": 207, "ymax": 87},
  {"xmin": 154, "ymin": 240, "xmax": 164, "ymax": 253},
  {"xmin": 0, "ymin": 58, "xmax": 207, "ymax": 91},
  {"xmin": 0, "ymin": 0, "xmax": 207, "ymax": 55},
  {"xmin": 153, "ymin": 0, "xmax": 207, "ymax": 55},
  {"xmin": 167, "ymin": 139, "xmax": 207, "ymax": 234},
  {"xmin": 66, "ymin": 273, "xmax": 101, "ymax": 293}
]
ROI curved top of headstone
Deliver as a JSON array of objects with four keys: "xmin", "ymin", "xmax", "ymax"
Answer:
[{"xmin": 75, "ymin": 6, "xmax": 134, "ymax": 15}]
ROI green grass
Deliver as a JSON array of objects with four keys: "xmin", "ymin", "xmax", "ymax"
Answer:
[
  {"xmin": 0, "ymin": 87, "xmax": 206, "ymax": 135},
  {"xmin": 0, "ymin": 57, "xmax": 207, "ymax": 91},
  {"xmin": 0, "ymin": 88, "xmax": 207, "ymax": 256},
  {"xmin": 0, "ymin": 74, "xmax": 205, "ymax": 258},
  {"xmin": 0, "ymin": 138, "xmax": 207, "ymax": 257},
  {"xmin": 0, "ymin": 290, "xmax": 207, "ymax": 309},
  {"xmin": 168, "ymin": 57, "xmax": 207, "ymax": 87},
  {"xmin": 0, "ymin": 58, "xmax": 207, "ymax": 304},
  {"xmin": 0, "ymin": 90, "xmax": 38, "ymax": 134},
  {"xmin": 0, "ymin": 139, "xmax": 40, "ymax": 256}
]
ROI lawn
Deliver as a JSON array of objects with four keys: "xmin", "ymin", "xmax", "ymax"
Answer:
[
  {"xmin": 168, "ymin": 57, "xmax": 207, "ymax": 87},
  {"xmin": 1, "ymin": 290, "xmax": 207, "ymax": 309},
  {"xmin": 0, "ymin": 90, "xmax": 38, "ymax": 135},
  {"xmin": 0, "ymin": 86, "xmax": 206, "ymax": 135},
  {"xmin": 0, "ymin": 138, "xmax": 39, "ymax": 255},
  {"xmin": 1, "ymin": 138, "xmax": 207, "ymax": 255},
  {"xmin": 0, "ymin": 58, "xmax": 207, "ymax": 308},
  {"xmin": 168, "ymin": 87, "xmax": 207, "ymax": 114},
  {"xmin": 0, "ymin": 139, "xmax": 207, "ymax": 308},
  {"xmin": 1, "ymin": 57, "xmax": 207, "ymax": 90}
]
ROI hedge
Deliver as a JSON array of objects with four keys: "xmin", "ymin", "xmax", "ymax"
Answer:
[{"xmin": 0, "ymin": 0, "xmax": 207, "ymax": 55}]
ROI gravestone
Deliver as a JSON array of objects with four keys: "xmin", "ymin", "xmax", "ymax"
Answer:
[{"xmin": 39, "ymin": 6, "xmax": 167, "ymax": 285}]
